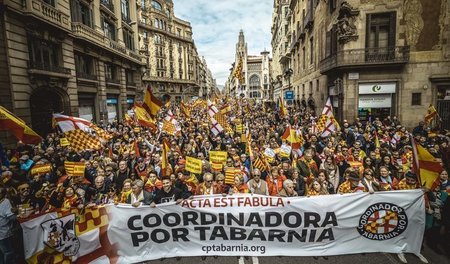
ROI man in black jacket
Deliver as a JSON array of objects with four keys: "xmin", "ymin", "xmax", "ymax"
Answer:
[{"xmin": 151, "ymin": 177, "xmax": 183, "ymax": 206}]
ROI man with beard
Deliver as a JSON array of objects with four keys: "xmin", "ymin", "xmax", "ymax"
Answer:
[{"xmin": 152, "ymin": 177, "xmax": 183, "ymax": 206}]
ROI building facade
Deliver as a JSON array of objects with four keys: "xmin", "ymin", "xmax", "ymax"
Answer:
[
  {"xmin": 227, "ymin": 30, "xmax": 273, "ymax": 102},
  {"xmin": 272, "ymin": 0, "xmax": 450, "ymax": 128},
  {"xmin": 271, "ymin": 0, "xmax": 292, "ymax": 100},
  {"xmin": 1, "ymin": 0, "xmax": 145, "ymax": 140},
  {"xmin": 138, "ymin": 0, "xmax": 215, "ymax": 103}
]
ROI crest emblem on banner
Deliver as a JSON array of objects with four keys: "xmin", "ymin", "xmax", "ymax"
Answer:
[
  {"xmin": 41, "ymin": 214, "xmax": 80, "ymax": 256},
  {"xmin": 357, "ymin": 203, "xmax": 408, "ymax": 240}
]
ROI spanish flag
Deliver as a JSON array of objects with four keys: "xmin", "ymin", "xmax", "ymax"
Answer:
[
  {"xmin": 277, "ymin": 97, "xmax": 288, "ymax": 118},
  {"xmin": 412, "ymin": 139, "xmax": 443, "ymax": 189},
  {"xmin": 161, "ymin": 138, "xmax": 170, "ymax": 176},
  {"xmin": 142, "ymin": 86, "xmax": 163, "ymax": 118},
  {"xmin": 424, "ymin": 104, "xmax": 437, "ymax": 124},
  {"xmin": 281, "ymin": 125, "xmax": 303, "ymax": 150},
  {"xmin": 134, "ymin": 105, "xmax": 157, "ymax": 131},
  {"xmin": 0, "ymin": 106, "xmax": 42, "ymax": 144}
]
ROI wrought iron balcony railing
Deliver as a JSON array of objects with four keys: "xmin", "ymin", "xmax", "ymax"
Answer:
[{"xmin": 319, "ymin": 46, "xmax": 410, "ymax": 73}]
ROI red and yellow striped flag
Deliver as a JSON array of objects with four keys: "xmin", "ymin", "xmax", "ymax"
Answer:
[
  {"xmin": 64, "ymin": 161, "xmax": 86, "ymax": 177},
  {"xmin": 142, "ymin": 86, "xmax": 163, "ymax": 118},
  {"xmin": 0, "ymin": 106, "xmax": 42, "ymax": 144},
  {"xmin": 412, "ymin": 139, "xmax": 443, "ymax": 189}
]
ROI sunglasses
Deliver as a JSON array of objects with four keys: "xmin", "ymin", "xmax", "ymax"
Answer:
[{"xmin": 205, "ymin": 180, "xmax": 213, "ymax": 183}]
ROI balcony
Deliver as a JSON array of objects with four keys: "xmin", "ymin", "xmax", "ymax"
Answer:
[
  {"xmin": 23, "ymin": 0, "xmax": 71, "ymax": 32},
  {"xmin": 71, "ymin": 22, "xmax": 105, "ymax": 46},
  {"xmin": 319, "ymin": 46, "xmax": 410, "ymax": 74},
  {"xmin": 28, "ymin": 61, "xmax": 71, "ymax": 76},
  {"xmin": 126, "ymin": 81, "xmax": 137, "ymax": 87},
  {"xmin": 100, "ymin": 0, "xmax": 115, "ymax": 13}
]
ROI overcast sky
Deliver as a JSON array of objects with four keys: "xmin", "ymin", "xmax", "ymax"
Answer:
[{"xmin": 172, "ymin": 0, "xmax": 273, "ymax": 86}]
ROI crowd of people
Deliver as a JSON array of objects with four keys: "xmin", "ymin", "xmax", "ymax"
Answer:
[{"xmin": 0, "ymin": 98, "xmax": 449, "ymax": 263}]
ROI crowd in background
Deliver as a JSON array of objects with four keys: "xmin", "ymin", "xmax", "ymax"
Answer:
[{"xmin": 1, "ymin": 98, "xmax": 450, "ymax": 263}]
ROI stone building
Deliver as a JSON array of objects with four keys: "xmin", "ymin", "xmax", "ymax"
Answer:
[
  {"xmin": 138, "ymin": 0, "xmax": 214, "ymax": 103},
  {"xmin": 227, "ymin": 30, "xmax": 273, "ymax": 102},
  {"xmin": 271, "ymin": 0, "xmax": 292, "ymax": 100},
  {"xmin": 272, "ymin": 0, "xmax": 450, "ymax": 128},
  {"xmin": 1, "ymin": 0, "xmax": 144, "ymax": 140}
]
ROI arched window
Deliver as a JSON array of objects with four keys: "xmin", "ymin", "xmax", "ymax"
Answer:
[
  {"xmin": 249, "ymin": 75, "xmax": 260, "ymax": 90},
  {"xmin": 249, "ymin": 75, "xmax": 261, "ymax": 98},
  {"xmin": 151, "ymin": 0, "xmax": 162, "ymax": 11}
]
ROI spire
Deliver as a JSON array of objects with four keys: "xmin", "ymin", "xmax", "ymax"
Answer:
[{"xmin": 238, "ymin": 29, "xmax": 245, "ymax": 46}]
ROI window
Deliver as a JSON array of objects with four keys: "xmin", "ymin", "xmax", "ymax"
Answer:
[
  {"xmin": 412, "ymin": 93, "xmax": 422, "ymax": 106},
  {"xmin": 102, "ymin": 14, "xmax": 116, "ymax": 40},
  {"xmin": 123, "ymin": 29, "xmax": 134, "ymax": 50},
  {"xmin": 104, "ymin": 63, "xmax": 117, "ymax": 81},
  {"xmin": 141, "ymin": 0, "xmax": 146, "ymax": 10},
  {"xmin": 70, "ymin": 0, "xmax": 92, "ymax": 27},
  {"xmin": 121, "ymin": 0, "xmax": 130, "ymax": 23},
  {"xmin": 310, "ymin": 37, "xmax": 314, "ymax": 65},
  {"xmin": 152, "ymin": 0, "xmax": 162, "ymax": 11},
  {"xmin": 28, "ymin": 38, "xmax": 60, "ymax": 69},
  {"xmin": 366, "ymin": 12, "xmax": 396, "ymax": 50},
  {"xmin": 125, "ymin": 70, "xmax": 134, "ymax": 84},
  {"xmin": 249, "ymin": 75, "xmax": 260, "ymax": 92},
  {"xmin": 74, "ymin": 52, "xmax": 95, "ymax": 77},
  {"xmin": 302, "ymin": 47, "xmax": 305, "ymax": 69},
  {"xmin": 43, "ymin": 0, "xmax": 55, "ymax": 7}
]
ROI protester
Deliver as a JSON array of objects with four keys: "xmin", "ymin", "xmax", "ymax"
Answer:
[{"xmin": 0, "ymin": 96, "xmax": 448, "ymax": 262}]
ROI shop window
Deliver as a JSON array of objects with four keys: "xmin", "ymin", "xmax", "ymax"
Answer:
[
  {"xmin": 43, "ymin": 0, "xmax": 55, "ymax": 7},
  {"xmin": 411, "ymin": 93, "xmax": 421, "ymax": 106}
]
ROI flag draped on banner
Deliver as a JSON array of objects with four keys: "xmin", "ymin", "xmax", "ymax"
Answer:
[
  {"xmin": 21, "ymin": 191, "xmax": 425, "ymax": 263},
  {"xmin": 424, "ymin": 104, "xmax": 437, "ymax": 124},
  {"xmin": 316, "ymin": 98, "xmax": 339, "ymax": 137},
  {"xmin": 142, "ymin": 86, "xmax": 163, "ymax": 118},
  {"xmin": 0, "ymin": 105, "xmax": 42, "ymax": 144},
  {"xmin": 281, "ymin": 125, "xmax": 303, "ymax": 150},
  {"xmin": 411, "ymin": 139, "xmax": 443, "ymax": 189}
]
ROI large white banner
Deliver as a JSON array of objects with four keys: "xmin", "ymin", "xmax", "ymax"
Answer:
[{"xmin": 21, "ymin": 190, "xmax": 425, "ymax": 263}]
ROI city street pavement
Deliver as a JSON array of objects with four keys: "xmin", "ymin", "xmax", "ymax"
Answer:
[{"xmin": 142, "ymin": 244, "xmax": 449, "ymax": 264}]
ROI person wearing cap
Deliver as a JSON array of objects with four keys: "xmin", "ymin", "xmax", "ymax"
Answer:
[
  {"xmin": 397, "ymin": 171, "xmax": 420, "ymax": 190},
  {"xmin": 19, "ymin": 155, "xmax": 34, "ymax": 172},
  {"xmin": 134, "ymin": 157, "xmax": 148, "ymax": 182},
  {"xmin": 338, "ymin": 169, "xmax": 362, "ymax": 194}
]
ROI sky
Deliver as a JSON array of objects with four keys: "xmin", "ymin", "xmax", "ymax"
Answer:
[{"xmin": 172, "ymin": 0, "xmax": 273, "ymax": 86}]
